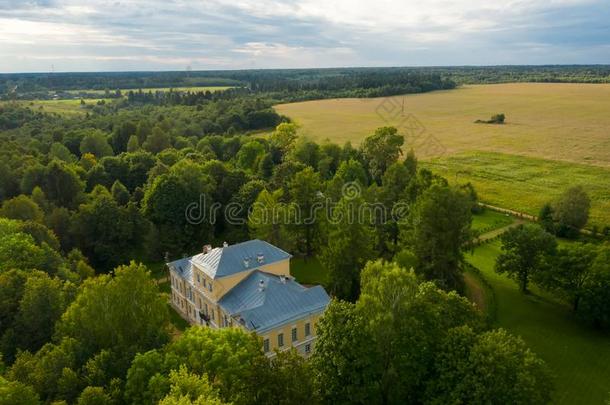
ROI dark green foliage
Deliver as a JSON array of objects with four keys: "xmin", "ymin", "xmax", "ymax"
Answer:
[
  {"xmin": 288, "ymin": 167, "xmax": 322, "ymax": 256},
  {"xmin": 538, "ymin": 202, "xmax": 555, "ymax": 233},
  {"xmin": 552, "ymin": 186, "xmax": 591, "ymax": 238},
  {"xmin": 8, "ymin": 337, "xmax": 84, "ymax": 402},
  {"xmin": 426, "ymin": 326, "xmax": 553, "ymax": 404},
  {"xmin": 23, "ymin": 160, "xmax": 84, "ymax": 209},
  {"xmin": 10, "ymin": 273, "xmax": 68, "ymax": 357},
  {"xmin": 110, "ymin": 180, "xmax": 130, "ymax": 206},
  {"xmin": 313, "ymin": 261, "xmax": 551, "ymax": 404},
  {"xmin": 142, "ymin": 168, "xmax": 213, "ymax": 255},
  {"xmin": 495, "ymin": 224, "xmax": 557, "ymax": 292},
  {"xmin": 401, "ymin": 184, "xmax": 473, "ymax": 291},
  {"xmin": 535, "ymin": 243, "xmax": 598, "ymax": 311},
  {"xmin": 475, "ymin": 113, "xmax": 505, "ymax": 124},
  {"xmin": 312, "ymin": 300, "xmax": 380, "ymax": 404},
  {"xmin": 360, "ymin": 126, "xmax": 404, "ymax": 184},
  {"xmin": 320, "ymin": 196, "xmax": 376, "ymax": 301},
  {"xmin": 578, "ymin": 247, "xmax": 610, "ymax": 328},
  {"xmin": 71, "ymin": 187, "xmax": 149, "ymax": 270},
  {"xmin": 80, "ymin": 131, "xmax": 113, "ymax": 158}
]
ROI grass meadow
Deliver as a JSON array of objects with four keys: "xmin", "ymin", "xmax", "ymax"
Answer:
[
  {"xmin": 2, "ymin": 86, "xmax": 233, "ymax": 115},
  {"xmin": 3, "ymin": 99, "xmax": 112, "ymax": 115},
  {"xmin": 467, "ymin": 241, "xmax": 610, "ymax": 405},
  {"xmin": 423, "ymin": 151, "xmax": 610, "ymax": 228},
  {"xmin": 471, "ymin": 208, "xmax": 514, "ymax": 234},
  {"xmin": 275, "ymin": 83, "xmax": 610, "ymax": 228},
  {"xmin": 66, "ymin": 86, "xmax": 234, "ymax": 95}
]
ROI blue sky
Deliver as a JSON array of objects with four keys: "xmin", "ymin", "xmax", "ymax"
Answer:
[{"xmin": 0, "ymin": 0, "xmax": 609, "ymax": 72}]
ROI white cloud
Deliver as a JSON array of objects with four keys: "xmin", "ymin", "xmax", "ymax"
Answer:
[{"xmin": 0, "ymin": 0, "xmax": 607, "ymax": 71}]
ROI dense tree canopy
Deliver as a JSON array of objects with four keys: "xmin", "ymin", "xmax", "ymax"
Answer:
[
  {"xmin": 313, "ymin": 260, "xmax": 551, "ymax": 404},
  {"xmin": 0, "ymin": 70, "xmax": 604, "ymax": 404}
]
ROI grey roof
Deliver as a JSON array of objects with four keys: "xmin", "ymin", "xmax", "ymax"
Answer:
[
  {"xmin": 219, "ymin": 270, "xmax": 330, "ymax": 333},
  {"xmin": 190, "ymin": 239, "xmax": 291, "ymax": 279},
  {"xmin": 167, "ymin": 257, "xmax": 192, "ymax": 281}
]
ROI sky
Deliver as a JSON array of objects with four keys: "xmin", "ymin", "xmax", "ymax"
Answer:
[{"xmin": 0, "ymin": 0, "xmax": 609, "ymax": 73}]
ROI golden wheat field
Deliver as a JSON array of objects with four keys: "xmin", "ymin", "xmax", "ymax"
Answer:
[{"xmin": 275, "ymin": 83, "xmax": 610, "ymax": 227}]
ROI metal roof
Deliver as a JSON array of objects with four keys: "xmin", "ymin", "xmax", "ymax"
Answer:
[
  {"xmin": 167, "ymin": 257, "xmax": 192, "ymax": 281},
  {"xmin": 189, "ymin": 239, "xmax": 291, "ymax": 279},
  {"xmin": 219, "ymin": 270, "xmax": 330, "ymax": 333}
]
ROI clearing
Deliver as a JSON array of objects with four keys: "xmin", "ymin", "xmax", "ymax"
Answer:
[{"xmin": 466, "ymin": 241, "xmax": 610, "ymax": 404}]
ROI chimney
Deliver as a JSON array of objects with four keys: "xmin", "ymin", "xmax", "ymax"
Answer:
[
  {"xmin": 279, "ymin": 275, "xmax": 286, "ymax": 284},
  {"xmin": 203, "ymin": 244, "xmax": 212, "ymax": 254},
  {"xmin": 258, "ymin": 279, "xmax": 265, "ymax": 292},
  {"xmin": 243, "ymin": 258, "xmax": 250, "ymax": 268},
  {"xmin": 223, "ymin": 241, "xmax": 229, "ymax": 247},
  {"xmin": 257, "ymin": 253, "xmax": 264, "ymax": 264}
]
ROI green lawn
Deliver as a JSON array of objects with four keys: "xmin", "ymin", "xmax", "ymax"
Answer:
[
  {"xmin": 466, "ymin": 241, "xmax": 610, "ymax": 404},
  {"xmin": 472, "ymin": 209, "xmax": 514, "ymax": 234},
  {"xmin": 290, "ymin": 257, "xmax": 329, "ymax": 286}
]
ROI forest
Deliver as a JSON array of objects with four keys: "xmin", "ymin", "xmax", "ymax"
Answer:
[
  {"xmin": 0, "ymin": 66, "xmax": 609, "ymax": 404},
  {"xmin": 3, "ymin": 65, "xmax": 610, "ymax": 101}
]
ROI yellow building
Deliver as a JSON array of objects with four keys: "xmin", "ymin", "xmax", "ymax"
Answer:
[{"xmin": 167, "ymin": 239, "xmax": 330, "ymax": 356}]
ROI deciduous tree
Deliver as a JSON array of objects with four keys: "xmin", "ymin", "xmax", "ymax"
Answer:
[
  {"xmin": 320, "ymin": 196, "xmax": 376, "ymax": 301},
  {"xmin": 426, "ymin": 326, "xmax": 553, "ymax": 404},
  {"xmin": 402, "ymin": 184, "xmax": 472, "ymax": 291},
  {"xmin": 495, "ymin": 224, "xmax": 557, "ymax": 293},
  {"xmin": 552, "ymin": 186, "xmax": 590, "ymax": 238},
  {"xmin": 360, "ymin": 126, "xmax": 404, "ymax": 184},
  {"xmin": 288, "ymin": 167, "xmax": 322, "ymax": 257},
  {"xmin": 56, "ymin": 262, "xmax": 170, "ymax": 358}
]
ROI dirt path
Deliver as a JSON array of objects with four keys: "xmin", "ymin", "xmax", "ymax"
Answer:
[
  {"xmin": 479, "ymin": 203, "xmax": 537, "ymax": 221},
  {"xmin": 475, "ymin": 218, "xmax": 526, "ymax": 244},
  {"xmin": 464, "ymin": 271, "xmax": 487, "ymax": 312}
]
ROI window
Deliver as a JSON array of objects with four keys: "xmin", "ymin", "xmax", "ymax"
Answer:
[
  {"xmin": 204, "ymin": 303, "xmax": 208, "ymax": 315},
  {"xmin": 304, "ymin": 322, "xmax": 311, "ymax": 337},
  {"xmin": 208, "ymin": 283, "xmax": 213, "ymax": 292},
  {"xmin": 197, "ymin": 273, "xmax": 200, "ymax": 283},
  {"xmin": 197, "ymin": 297, "xmax": 201, "ymax": 308},
  {"xmin": 291, "ymin": 327, "xmax": 297, "ymax": 342},
  {"xmin": 277, "ymin": 333, "xmax": 284, "ymax": 347},
  {"xmin": 263, "ymin": 338, "xmax": 270, "ymax": 353},
  {"xmin": 305, "ymin": 343, "xmax": 311, "ymax": 354},
  {"xmin": 203, "ymin": 279, "xmax": 206, "ymax": 288}
]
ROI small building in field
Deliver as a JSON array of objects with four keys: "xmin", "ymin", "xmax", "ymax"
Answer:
[{"xmin": 167, "ymin": 239, "xmax": 330, "ymax": 356}]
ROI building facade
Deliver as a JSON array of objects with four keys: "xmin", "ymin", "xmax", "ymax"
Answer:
[{"xmin": 167, "ymin": 239, "xmax": 330, "ymax": 356}]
